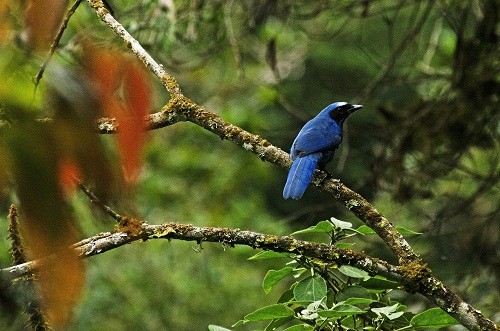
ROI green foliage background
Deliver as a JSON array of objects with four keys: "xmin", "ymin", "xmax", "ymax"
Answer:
[{"xmin": 0, "ymin": 0, "xmax": 498, "ymax": 330}]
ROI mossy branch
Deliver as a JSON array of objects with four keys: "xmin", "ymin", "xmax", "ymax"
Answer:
[
  {"xmin": 2, "ymin": 222, "xmax": 402, "ymax": 282},
  {"xmin": 3, "ymin": 220, "xmax": 497, "ymax": 330},
  {"xmin": 7, "ymin": 205, "xmax": 49, "ymax": 331}
]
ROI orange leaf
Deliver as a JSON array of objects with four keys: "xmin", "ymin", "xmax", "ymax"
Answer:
[
  {"xmin": 7, "ymin": 124, "xmax": 85, "ymax": 327},
  {"xmin": 0, "ymin": 0, "xmax": 13, "ymax": 43},
  {"xmin": 124, "ymin": 61, "xmax": 151, "ymax": 119},
  {"xmin": 58, "ymin": 157, "xmax": 81, "ymax": 197},
  {"xmin": 24, "ymin": 0, "xmax": 66, "ymax": 51},
  {"xmin": 83, "ymin": 46, "xmax": 151, "ymax": 182},
  {"xmin": 26, "ymin": 222, "xmax": 84, "ymax": 327},
  {"xmin": 83, "ymin": 45, "xmax": 120, "ymax": 113},
  {"xmin": 118, "ymin": 61, "xmax": 151, "ymax": 181}
]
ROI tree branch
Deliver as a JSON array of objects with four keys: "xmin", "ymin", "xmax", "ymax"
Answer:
[
  {"xmin": 2, "ymin": 222, "xmax": 402, "ymax": 282},
  {"xmin": 76, "ymin": 181, "xmax": 123, "ymax": 222},
  {"xmin": 2, "ymin": 221, "xmax": 497, "ymax": 330},
  {"xmin": 87, "ymin": 0, "xmax": 419, "ymax": 266}
]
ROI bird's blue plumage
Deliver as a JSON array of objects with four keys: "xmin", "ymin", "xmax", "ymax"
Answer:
[
  {"xmin": 283, "ymin": 102, "xmax": 362, "ymax": 200},
  {"xmin": 283, "ymin": 152, "xmax": 322, "ymax": 199}
]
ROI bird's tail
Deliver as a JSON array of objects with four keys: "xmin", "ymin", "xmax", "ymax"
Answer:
[{"xmin": 283, "ymin": 153, "xmax": 322, "ymax": 200}]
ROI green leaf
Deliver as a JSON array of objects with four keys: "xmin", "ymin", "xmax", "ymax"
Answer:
[
  {"xmin": 248, "ymin": 251, "xmax": 291, "ymax": 260},
  {"xmin": 244, "ymin": 304, "xmax": 295, "ymax": 321},
  {"xmin": 230, "ymin": 320, "xmax": 245, "ymax": 328},
  {"xmin": 263, "ymin": 267, "xmax": 294, "ymax": 294},
  {"xmin": 336, "ymin": 243, "xmax": 355, "ymax": 249},
  {"xmin": 410, "ymin": 307, "xmax": 459, "ymax": 329},
  {"xmin": 338, "ymin": 265, "xmax": 370, "ymax": 280},
  {"xmin": 283, "ymin": 324, "xmax": 315, "ymax": 331},
  {"xmin": 318, "ymin": 304, "xmax": 365, "ymax": 318},
  {"xmin": 293, "ymin": 275, "xmax": 327, "ymax": 302},
  {"xmin": 371, "ymin": 303, "xmax": 404, "ymax": 320},
  {"xmin": 396, "ymin": 226, "xmax": 423, "ymax": 235},
  {"xmin": 208, "ymin": 325, "xmax": 232, "ymax": 331},
  {"xmin": 336, "ymin": 285, "xmax": 372, "ymax": 302},
  {"xmin": 344, "ymin": 297, "xmax": 376, "ymax": 305},
  {"xmin": 277, "ymin": 289, "xmax": 295, "ymax": 303},
  {"xmin": 356, "ymin": 225, "xmax": 376, "ymax": 235},
  {"xmin": 265, "ymin": 316, "xmax": 295, "ymax": 331},
  {"xmin": 291, "ymin": 221, "xmax": 333, "ymax": 236},
  {"xmin": 359, "ymin": 276, "xmax": 399, "ymax": 290}
]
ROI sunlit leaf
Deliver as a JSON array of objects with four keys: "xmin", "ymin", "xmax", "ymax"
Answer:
[
  {"xmin": 244, "ymin": 304, "xmax": 295, "ymax": 321},
  {"xmin": 208, "ymin": 325, "xmax": 232, "ymax": 331},
  {"xmin": 293, "ymin": 275, "xmax": 327, "ymax": 302},
  {"xmin": 356, "ymin": 225, "xmax": 376, "ymax": 235},
  {"xmin": 338, "ymin": 265, "xmax": 370, "ymax": 280},
  {"xmin": 291, "ymin": 220, "xmax": 333, "ymax": 236},
  {"xmin": 329, "ymin": 217, "xmax": 352, "ymax": 229},
  {"xmin": 318, "ymin": 304, "xmax": 365, "ymax": 318},
  {"xmin": 263, "ymin": 267, "xmax": 294, "ymax": 294},
  {"xmin": 248, "ymin": 251, "xmax": 291, "ymax": 260},
  {"xmin": 410, "ymin": 307, "xmax": 458, "ymax": 328},
  {"xmin": 371, "ymin": 303, "xmax": 404, "ymax": 320}
]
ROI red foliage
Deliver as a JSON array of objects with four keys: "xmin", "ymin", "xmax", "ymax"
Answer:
[
  {"xmin": 85, "ymin": 46, "xmax": 152, "ymax": 182},
  {"xmin": 58, "ymin": 157, "xmax": 81, "ymax": 197},
  {"xmin": 24, "ymin": 0, "xmax": 66, "ymax": 51}
]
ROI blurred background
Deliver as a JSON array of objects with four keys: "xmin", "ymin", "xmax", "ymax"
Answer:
[{"xmin": 0, "ymin": 0, "xmax": 498, "ymax": 329}]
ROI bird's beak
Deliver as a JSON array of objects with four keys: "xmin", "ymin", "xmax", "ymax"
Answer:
[{"xmin": 349, "ymin": 104, "xmax": 363, "ymax": 113}]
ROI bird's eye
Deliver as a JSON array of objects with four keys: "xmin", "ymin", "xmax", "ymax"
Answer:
[
  {"xmin": 329, "ymin": 104, "xmax": 352, "ymax": 121},
  {"xmin": 337, "ymin": 104, "xmax": 352, "ymax": 113}
]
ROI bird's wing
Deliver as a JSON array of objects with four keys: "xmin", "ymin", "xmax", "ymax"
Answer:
[{"xmin": 291, "ymin": 123, "xmax": 342, "ymax": 159}]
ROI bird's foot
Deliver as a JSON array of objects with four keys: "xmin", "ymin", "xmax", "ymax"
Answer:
[{"xmin": 319, "ymin": 172, "xmax": 337, "ymax": 184}]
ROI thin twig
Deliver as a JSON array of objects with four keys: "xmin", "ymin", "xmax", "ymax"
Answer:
[
  {"xmin": 358, "ymin": 0, "xmax": 434, "ymax": 100},
  {"xmin": 77, "ymin": 181, "xmax": 123, "ymax": 221},
  {"xmin": 34, "ymin": 0, "xmax": 83, "ymax": 87}
]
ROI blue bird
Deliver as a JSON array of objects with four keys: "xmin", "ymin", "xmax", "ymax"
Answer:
[{"xmin": 283, "ymin": 102, "xmax": 362, "ymax": 200}]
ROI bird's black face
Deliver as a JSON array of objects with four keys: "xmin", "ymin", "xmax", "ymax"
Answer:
[{"xmin": 329, "ymin": 103, "xmax": 363, "ymax": 123}]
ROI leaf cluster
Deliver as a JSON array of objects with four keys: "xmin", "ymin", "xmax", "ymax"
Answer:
[{"xmin": 226, "ymin": 220, "xmax": 456, "ymax": 330}]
